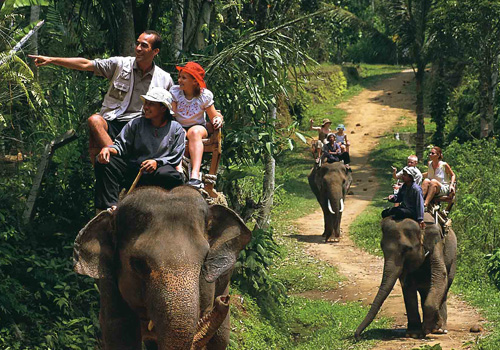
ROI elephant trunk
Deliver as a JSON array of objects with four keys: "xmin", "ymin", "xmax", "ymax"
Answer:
[
  {"xmin": 355, "ymin": 260, "xmax": 402, "ymax": 340},
  {"xmin": 191, "ymin": 295, "xmax": 230, "ymax": 350},
  {"xmin": 148, "ymin": 269, "xmax": 201, "ymax": 350}
]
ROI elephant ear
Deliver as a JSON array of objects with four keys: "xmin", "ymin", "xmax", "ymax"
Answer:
[
  {"xmin": 73, "ymin": 210, "xmax": 115, "ymax": 279},
  {"xmin": 203, "ymin": 205, "xmax": 252, "ymax": 283}
]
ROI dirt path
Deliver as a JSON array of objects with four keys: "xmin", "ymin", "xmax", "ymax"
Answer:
[{"xmin": 293, "ymin": 71, "xmax": 485, "ymax": 349}]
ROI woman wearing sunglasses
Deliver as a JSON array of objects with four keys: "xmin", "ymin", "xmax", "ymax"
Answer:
[{"xmin": 421, "ymin": 146, "xmax": 456, "ymax": 208}]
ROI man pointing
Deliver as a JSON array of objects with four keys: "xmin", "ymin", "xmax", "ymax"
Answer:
[{"xmin": 29, "ymin": 30, "xmax": 173, "ymax": 164}]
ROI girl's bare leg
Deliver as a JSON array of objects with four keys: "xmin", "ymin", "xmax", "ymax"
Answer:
[{"xmin": 186, "ymin": 125, "xmax": 208, "ymax": 180}]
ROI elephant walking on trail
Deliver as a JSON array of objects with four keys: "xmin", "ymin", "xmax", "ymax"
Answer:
[
  {"xmin": 73, "ymin": 186, "xmax": 252, "ymax": 350},
  {"xmin": 355, "ymin": 213, "xmax": 457, "ymax": 340},
  {"xmin": 308, "ymin": 162, "xmax": 352, "ymax": 242}
]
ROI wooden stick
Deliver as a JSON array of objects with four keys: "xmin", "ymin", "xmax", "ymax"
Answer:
[{"xmin": 128, "ymin": 170, "xmax": 143, "ymax": 194}]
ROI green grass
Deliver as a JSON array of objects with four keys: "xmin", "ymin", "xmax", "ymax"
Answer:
[{"xmin": 229, "ymin": 293, "xmax": 391, "ymax": 350}]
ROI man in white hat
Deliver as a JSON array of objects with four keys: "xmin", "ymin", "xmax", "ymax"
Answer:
[
  {"xmin": 382, "ymin": 166, "xmax": 425, "ymax": 229},
  {"xmin": 94, "ymin": 87, "xmax": 185, "ymax": 210},
  {"xmin": 30, "ymin": 30, "xmax": 174, "ymax": 164}
]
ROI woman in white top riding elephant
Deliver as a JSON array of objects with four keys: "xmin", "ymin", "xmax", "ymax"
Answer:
[{"xmin": 421, "ymin": 146, "xmax": 456, "ymax": 208}]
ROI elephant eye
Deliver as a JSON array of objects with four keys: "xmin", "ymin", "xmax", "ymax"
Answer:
[{"xmin": 130, "ymin": 256, "xmax": 151, "ymax": 276}]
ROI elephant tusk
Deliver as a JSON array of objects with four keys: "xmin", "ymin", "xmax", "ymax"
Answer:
[
  {"xmin": 148, "ymin": 320, "xmax": 154, "ymax": 332},
  {"xmin": 328, "ymin": 199, "xmax": 335, "ymax": 214},
  {"xmin": 339, "ymin": 198, "xmax": 344, "ymax": 213}
]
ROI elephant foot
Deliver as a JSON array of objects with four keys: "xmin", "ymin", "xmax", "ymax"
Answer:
[
  {"xmin": 405, "ymin": 330, "xmax": 424, "ymax": 339},
  {"xmin": 431, "ymin": 328, "xmax": 448, "ymax": 335},
  {"xmin": 324, "ymin": 235, "xmax": 340, "ymax": 243},
  {"xmin": 406, "ymin": 326, "xmax": 424, "ymax": 339}
]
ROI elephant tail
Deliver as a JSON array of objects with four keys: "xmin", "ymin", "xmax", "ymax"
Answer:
[{"xmin": 327, "ymin": 198, "xmax": 344, "ymax": 214}]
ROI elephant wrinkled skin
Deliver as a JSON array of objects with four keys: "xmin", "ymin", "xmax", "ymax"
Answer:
[
  {"xmin": 308, "ymin": 162, "xmax": 352, "ymax": 242},
  {"xmin": 355, "ymin": 213, "xmax": 457, "ymax": 340},
  {"xmin": 73, "ymin": 186, "xmax": 251, "ymax": 350}
]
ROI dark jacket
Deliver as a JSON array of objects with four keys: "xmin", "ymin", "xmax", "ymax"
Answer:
[
  {"xmin": 111, "ymin": 117, "xmax": 185, "ymax": 167},
  {"xmin": 389, "ymin": 182, "xmax": 425, "ymax": 222}
]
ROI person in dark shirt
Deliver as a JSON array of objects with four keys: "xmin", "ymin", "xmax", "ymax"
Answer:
[
  {"xmin": 94, "ymin": 87, "xmax": 185, "ymax": 210},
  {"xmin": 322, "ymin": 133, "xmax": 350, "ymax": 165},
  {"xmin": 382, "ymin": 166, "xmax": 425, "ymax": 230}
]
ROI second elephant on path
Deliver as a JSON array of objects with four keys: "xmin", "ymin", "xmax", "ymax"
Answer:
[{"xmin": 308, "ymin": 162, "xmax": 352, "ymax": 242}]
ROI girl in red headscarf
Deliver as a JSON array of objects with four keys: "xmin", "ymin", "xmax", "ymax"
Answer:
[{"xmin": 171, "ymin": 62, "xmax": 223, "ymax": 188}]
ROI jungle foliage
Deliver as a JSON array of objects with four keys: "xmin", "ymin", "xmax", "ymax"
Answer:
[{"xmin": 1, "ymin": 0, "xmax": 500, "ymax": 348}]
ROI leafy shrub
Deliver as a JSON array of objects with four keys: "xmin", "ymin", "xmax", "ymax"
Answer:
[
  {"xmin": 446, "ymin": 139, "xmax": 500, "ymax": 285},
  {"xmin": 486, "ymin": 249, "xmax": 500, "ymax": 289},
  {"xmin": 233, "ymin": 228, "xmax": 286, "ymax": 302}
]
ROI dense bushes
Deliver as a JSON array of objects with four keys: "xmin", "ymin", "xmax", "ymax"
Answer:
[
  {"xmin": 446, "ymin": 139, "xmax": 500, "ymax": 284},
  {"xmin": 0, "ymin": 140, "xmax": 99, "ymax": 349}
]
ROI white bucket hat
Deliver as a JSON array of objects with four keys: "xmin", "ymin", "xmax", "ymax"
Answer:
[
  {"xmin": 140, "ymin": 87, "xmax": 173, "ymax": 113},
  {"xmin": 402, "ymin": 166, "xmax": 418, "ymax": 180}
]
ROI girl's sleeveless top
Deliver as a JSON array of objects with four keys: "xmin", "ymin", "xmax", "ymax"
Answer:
[{"xmin": 427, "ymin": 161, "xmax": 450, "ymax": 184}]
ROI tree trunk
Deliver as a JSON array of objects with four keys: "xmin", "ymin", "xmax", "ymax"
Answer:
[
  {"xmin": 194, "ymin": 1, "xmax": 212, "ymax": 51},
  {"xmin": 28, "ymin": 5, "xmax": 40, "ymax": 73},
  {"xmin": 415, "ymin": 63, "xmax": 425, "ymax": 160},
  {"xmin": 172, "ymin": 0, "xmax": 185, "ymax": 59},
  {"xmin": 256, "ymin": 106, "xmax": 276, "ymax": 231},
  {"xmin": 183, "ymin": 0, "xmax": 202, "ymax": 53},
  {"xmin": 479, "ymin": 60, "xmax": 497, "ymax": 138},
  {"xmin": 117, "ymin": 0, "xmax": 136, "ymax": 56},
  {"xmin": 429, "ymin": 61, "xmax": 447, "ymax": 147}
]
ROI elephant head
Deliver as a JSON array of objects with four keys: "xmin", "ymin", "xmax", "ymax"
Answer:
[
  {"xmin": 73, "ymin": 186, "xmax": 251, "ymax": 350},
  {"xmin": 355, "ymin": 213, "xmax": 457, "ymax": 340},
  {"xmin": 308, "ymin": 162, "xmax": 352, "ymax": 241}
]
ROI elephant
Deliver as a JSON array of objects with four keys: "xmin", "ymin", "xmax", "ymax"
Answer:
[
  {"xmin": 73, "ymin": 186, "xmax": 252, "ymax": 350},
  {"xmin": 308, "ymin": 162, "xmax": 352, "ymax": 242},
  {"xmin": 354, "ymin": 213, "xmax": 457, "ymax": 340}
]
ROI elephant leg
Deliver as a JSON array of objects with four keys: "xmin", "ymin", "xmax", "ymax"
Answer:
[
  {"xmin": 333, "ymin": 213, "xmax": 342, "ymax": 239},
  {"xmin": 98, "ymin": 278, "xmax": 141, "ymax": 350},
  {"xmin": 402, "ymin": 278, "xmax": 422, "ymax": 338},
  {"xmin": 320, "ymin": 205, "xmax": 334, "ymax": 240},
  {"xmin": 432, "ymin": 283, "xmax": 451, "ymax": 334}
]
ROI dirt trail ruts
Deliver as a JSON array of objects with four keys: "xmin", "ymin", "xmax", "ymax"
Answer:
[{"xmin": 293, "ymin": 71, "xmax": 485, "ymax": 349}]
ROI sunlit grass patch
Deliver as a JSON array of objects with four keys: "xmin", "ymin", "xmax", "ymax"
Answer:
[{"xmin": 286, "ymin": 296, "xmax": 390, "ymax": 350}]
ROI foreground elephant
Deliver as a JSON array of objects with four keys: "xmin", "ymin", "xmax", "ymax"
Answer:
[
  {"xmin": 355, "ymin": 213, "xmax": 457, "ymax": 339},
  {"xmin": 308, "ymin": 162, "xmax": 352, "ymax": 242},
  {"xmin": 73, "ymin": 186, "xmax": 251, "ymax": 350}
]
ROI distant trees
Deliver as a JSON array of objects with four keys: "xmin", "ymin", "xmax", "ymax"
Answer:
[{"xmin": 379, "ymin": 0, "xmax": 434, "ymax": 159}]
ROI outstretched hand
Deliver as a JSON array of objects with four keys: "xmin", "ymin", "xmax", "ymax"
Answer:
[{"xmin": 28, "ymin": 55, "xmax": 52, "ymax": 67}]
